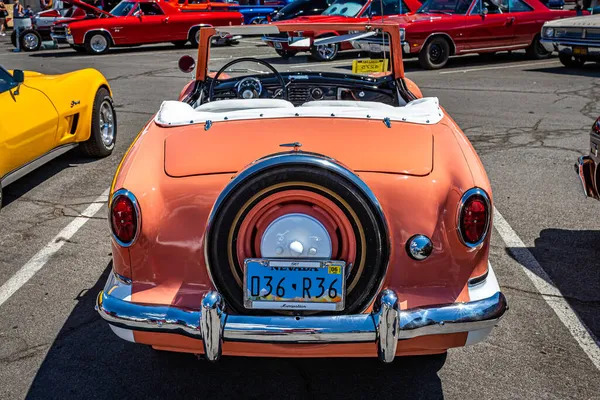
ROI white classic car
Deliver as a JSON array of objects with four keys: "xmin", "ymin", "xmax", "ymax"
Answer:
[{"xmin": 540, "ymin": 12, "xmax": 600, "ymax": 67}]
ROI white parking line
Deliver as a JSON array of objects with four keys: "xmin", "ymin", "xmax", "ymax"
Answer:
[
  {"xmin": 440, "ymin": 60, "xmax": 560, "ymax": 74},
  {"xmin": 493, "ymin": 207, "xmax": 600, "ymax": 371},
  {"xmin": 0, "ymin": 189, "xmax": 109, "ymax": 308}
]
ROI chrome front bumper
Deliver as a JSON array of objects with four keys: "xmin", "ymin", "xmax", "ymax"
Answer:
[
  {"xmin": 540, "ymin": 38, "xmax": 600, "ymax": 59},
  {"xmin": 97, "ymin": 269, "xmax": 507, "ymax": 362}
]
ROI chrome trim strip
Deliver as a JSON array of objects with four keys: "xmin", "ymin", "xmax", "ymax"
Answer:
[
  {"xmin": 465, "ymin": 43, "xmax": 530, "ymax": 52},
  {"xmin": 96, "ymin": 280, "xmax": 508, "ymax": 362},
  {"xmin": 203, "ymin": 153, "xmax": 391, "ymax": 313},
  {"xmin": 541, "ymin": 38, "xmax": 600, "ymax": 47},
  {"xmin": 468, "ymin": 268, "xmax": 489, "ymax": 287},
  {"xmin": 0, "ymin": 143, "xmax": 78, "ymax": 187},
  {"xmin": 422, "ymin": 32, "xmax": 457, "ymax": 54},
  {"xmin": 109, "ymin": 189, "xmax": 141, "ymax": 247},
  {"xmin": 187, "ymin": 24, "xmax": 213, "ymax": 41},
  {"xmin": 456, "ymin": 187, "xmax": 491, "ymax": 249},
  {"xmin": 83, "ymin": 28, "xmax": 115, "ymax": 45},
  {"xmin": 262, "ymin": 36, "xmax": 289, "ymax": 43}
]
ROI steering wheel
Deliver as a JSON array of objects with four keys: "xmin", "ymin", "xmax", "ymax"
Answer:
[{"xmin": 208, "ymin": 57, "xmax": 287, "ymax": 102}]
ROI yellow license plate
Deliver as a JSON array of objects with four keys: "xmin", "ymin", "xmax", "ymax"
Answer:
[
  {"xmin": 352, "ymin": 59, "xmax": 389, "ymax": 74},
  {"xmin": 573, "ymin": 46, "xmax": 587, "ymax": 56}
]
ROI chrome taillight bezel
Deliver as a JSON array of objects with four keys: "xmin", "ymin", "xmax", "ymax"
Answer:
[
  {"xmin": 457, "ymin": 187, "xmax": 491, "ymax": 248},
  {"xmin": 110, "ymin": 188, "xmax": 141, "ymax": 247}
]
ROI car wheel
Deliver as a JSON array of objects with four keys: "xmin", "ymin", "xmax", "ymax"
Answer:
[
  {"xmin": 172, "ymin": 40, "xmax": 187, "ymax": 48},
  {"xmin": 310, "ymin": 39, "xmax": 339, "ymax": 61},
  {"xmin": 80, "ymin": 87, "xmax": 116, "ymax": 158},
  {"xmin": 19, "ymin": 29, "xmax": 42, "ymax": 52},
  {"xmin": 189, "ymin": 28, "xmax": 200, "ymax": 47},
  {"xmin": 275, "ymin": 49, "xmax": 296, "ymax": 59},
  {"xmin": 84, "ymin": 32, "xmax": 111, "ymax": 55},
  {"xmin": 419, "ymin": 36, "xmax": 450, "ymax": 70},
  {"xmin": 525, "ymin": 34, "xmax": 550, "ymax": 59},
  {"xmin": 559, "ymin": 52, "xmax": 586, "ymax": 68}
]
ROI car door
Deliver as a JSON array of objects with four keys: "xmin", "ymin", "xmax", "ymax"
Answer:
[
  {"xmin": 505, "ymin": 0, "xmax": 538, "ymax": 47},
  {"xmin": 368, "ymin": 0, "xmax": 412, "ymax": 18},
  {"xmin": 0, "ymin": 70, "xmax": 58, "ymax": 181},
  {"xmin": 464, "ymin": 0, "xmax": 515, "ymax": 50},
  {"xmin": 136, "ymin": 2, "xmax": 172, "ymax": 42}
]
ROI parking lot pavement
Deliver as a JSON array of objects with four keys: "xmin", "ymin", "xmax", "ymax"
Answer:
[{"xmin": 1, "ymin": 36, "xmax": 599, "ymax": 399}]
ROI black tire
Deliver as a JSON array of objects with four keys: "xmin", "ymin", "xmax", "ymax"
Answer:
[
  {"xmin": 71, "ymin": 45, "xmax": 86, "ymax": 53},
  {"xmin": 80, "ymin": 87, "xmax": 116, "ymax": 158},
  {"xmin": 309, "ymin": 36, "xmax": 339, "ymax": 61},
  {"xmin": 525, "ymin": 34, "xmax": 550, "ymax": 59},
  {"xmin": 559, "ymin": 52, "xmax": 586, "ymax": 68},
  {"xmin": 419, "ymin": 36, "xmax": 450, "ymax": 70},
  {"xmin": 206, "ymin": 164, "xmax": 389, "ymax": 316},
  {"xmin": 10, "ymin": 30, "xmax": 16, "ymax": 47},
  {"xmin": 172, "ymin": 40, "xmax": 187, "ymax": 48},
  {"xmin": 19, "ymin": 29, "xmax": 42, "ymax": 52},
  {"xmin": 275, "ymin": 48, "xmax": 296, "ymax": 59},
  {"xmin": 0, "ymin": 183, "xmax": 3, "ymax": 211},
  {"xmin": 189, "ymin": 28, "xmax": 200, "ymax": 47},
  {"xmin": 84, "ymin": 32, "xmax": 111, "ymax": 55}
]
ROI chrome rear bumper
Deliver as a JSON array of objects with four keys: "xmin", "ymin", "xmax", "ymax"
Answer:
[{"xmin": 97, "ymin": 271, "xmax": 507, "ymax": 363}]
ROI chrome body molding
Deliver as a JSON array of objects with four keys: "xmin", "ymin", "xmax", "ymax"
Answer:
[
  {"xmin": 97, "ymin": 267, "xmax": 508, "ymax": 363},
  {"xmin": 406, "ymin": 234, "xmax": 433, "ymax": 261},
  {"xmin": 110, "ymin": 189, "xmax": 141, "ymax": 247},
  {"xmin": 50, "ymin": 33, "xmax": 67, "ymax": 40},
  {"xmin": 540, "ymin": 38, "xmax": 600, "ymax": 57},
  {"xmin": 422, "ymin": 32, "xmax": 457, "ymax": 55},
  {"xmin": 456, "ymin": 187, "xmax": 491, "ymax": 249},
  {"xmin": 262, "ymin": 35, "xmax": 290, "ymax": 43},
  {"xmin": 203, "ymin": 152, "xmax": 391, "ymax": 308},
  {"xmin": 83, "ymin": 29, "xmax": 115, "ymax": 46},
  {"xmin": 575, "ymin": 155, "xmax": 599, "ymax": 200},
  {"xmin": 0, "ymin": 143, "xmax": 78, "ymax": 188}
]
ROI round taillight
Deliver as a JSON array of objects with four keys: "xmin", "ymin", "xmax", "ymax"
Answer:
[
  {"xmin": 458, "ymin": 188, "xmax": 490, "ymax": 247},
  {"xmin": 110, "ymin": 190, "xmax": 139, "ymax": 246}
]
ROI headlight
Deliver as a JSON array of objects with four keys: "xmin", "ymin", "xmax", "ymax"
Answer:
[
  {"xmin": 399, "ymin": 28, "xmax": 405, "ymax": 41},
  {"xmin": 544, "ymin": 27, "xmax": 554, "ymax": 38}
]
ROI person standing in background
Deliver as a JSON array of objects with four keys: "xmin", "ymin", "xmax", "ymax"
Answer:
[
  {"xmin": 0, "ymin": 1, "xmax": 7, "ymax": 37},
  {"xmin": 13, "ymin": 0, "xmax": 24, "ymax": 18},
  {"xmin": 23, "ymin": 4, "xmax": 33, "ymax": 16},
  {"xmin": 40, "ymin": 0, "xmax": 53, "ymax": 10}
]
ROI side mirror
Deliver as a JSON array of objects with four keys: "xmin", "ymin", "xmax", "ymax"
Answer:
[
  {"xmin": 133, "ymin": 10, "xmax": 142, "ymax": 18},
  {"xmin": 13, "ymin": 69, "xmax": 25, "ymax": 84},
  {"xmin": 178, "ymin": 55, "xmax": 196, "ymax": 73}
]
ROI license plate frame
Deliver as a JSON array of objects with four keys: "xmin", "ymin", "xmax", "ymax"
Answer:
[
  {"xmin": 243, "ymin": 259, "xmax": 346, "ymax": 311},
  {"xmin": 573, "ymin": 46, "xmax": 588, "ymax": 56}
]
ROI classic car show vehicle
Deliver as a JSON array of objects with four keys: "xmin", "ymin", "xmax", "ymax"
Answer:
[
  {"xmin": 96, "ymin": 23, "xmax": 508, "ymax": 363},
  {"xmin": 263, "ymin": 0, "xmax": 422, "ymax": 60},
  {"xmin": 575, "ymin": 116, "xmax": 600, "ymax": 200},
  {"xmin": 61, "ymin": 0, "xmax": 244, "ymax": 54},
  {"xmin": 0, "ymin": 66, "xmax": 116, "ymax": 208},
  {"xmin": 541, "ymin": 13, "xmax": 600, "ymax": 67},
  {"xmin": 270, "ymin": 0, "xmax": 333, "ymax": 22},
  {"xmin": 170, "ymin": 0, "xmax": 292, "ymax": 24},
  {"xmin": 11, "ymin": 0, "xmax": 103, "ymax": 51},
  {"xmin": 376, "ymin": 0, "xmax": 583, "ymax": 69}
]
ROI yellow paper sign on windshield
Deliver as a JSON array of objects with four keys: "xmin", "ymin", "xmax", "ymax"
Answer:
[{"xmin": 352, "ymin": 59, "xmax": 389, "ymax": 74}]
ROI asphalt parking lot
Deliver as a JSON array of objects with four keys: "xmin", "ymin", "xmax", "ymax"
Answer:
[{"xmin": 0, "ymin": 35, "xmax": 599, "ymax": 399}]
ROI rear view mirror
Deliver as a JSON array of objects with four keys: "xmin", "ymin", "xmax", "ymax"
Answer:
[
  {"xmin": 178, "ymin": 55, "xmax": 196, "ymax": 73},
  {"xmin": 13, "ymin": 69, "xmax": 24, "ymax": 83}
]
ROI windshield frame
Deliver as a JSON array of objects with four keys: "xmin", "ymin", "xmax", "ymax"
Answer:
[
  {"xmin": 416, "ymin": 0, "xmax": 475, "ymax": 15},
  {"xmin": 321, "ymin": 0, "xmax": 369, "ymax": 17},
  {"xmin": 0, "ymin": 67, "xmax": 18, "ymax": 95}
]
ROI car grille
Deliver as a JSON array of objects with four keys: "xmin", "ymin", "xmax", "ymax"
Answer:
[
  {"xmin": 52, "ymin": 26, "xmax": 66, "ymax": 35},
  {"xmin": 288, "ymin": 86, "xmax": 310, "ymax": 106},
  {"xmin": 558, "ymin": 28, "xmax": 600, "ymax": 44},
  {"xmin": 587, "ymin": 29, "xmax": 600, "ymax": 41}
]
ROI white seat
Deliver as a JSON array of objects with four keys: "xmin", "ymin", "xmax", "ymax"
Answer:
[{"xmin": 195, "ymin": 99, "xmax": 295, "ymax": 113}]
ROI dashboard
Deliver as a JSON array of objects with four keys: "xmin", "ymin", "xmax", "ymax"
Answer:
[{"xmin": 205, "ymin": 72, "xmax": 398, "ymax": 107}]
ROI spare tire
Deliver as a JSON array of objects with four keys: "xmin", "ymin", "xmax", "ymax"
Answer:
[{"xmin": 206, "ymin": 156, "xmax": 389, "ymax": 316}]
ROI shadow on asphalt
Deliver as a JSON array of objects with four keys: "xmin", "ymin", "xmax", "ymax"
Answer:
[
  {"xmin": 529, "ymin": 63, "xmax": 600, "ymax": 77},
  {"xmin": 26, "ymin": 263, "xmax": 446, "ymax": 399},
  {"xmin": 507, "ymin": 228, "xmax": 600, "ymax": 341},
  {"xmin": 1, "ymin": 149, "xmax": 96, "ymax": 208}
]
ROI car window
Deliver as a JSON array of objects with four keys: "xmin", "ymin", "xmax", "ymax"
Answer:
[
  {"xmin": 471, "ymin": 0, "xmax": 504, "ymax": 13},
  {"xmin": 370, "ymin": 0, "xmax": 411, "ymax": 16},
  {"xmin": 507, "ymin": 0, "xmax": 532, "ymax": 11},
  {"xmin": 0, "ymin": 68, "xmax": 17, "ymax": 95},
  {"xmin": 111, "ymin": 1, "xmax": 136, "ymax": 16},
  {"xmin": 418, "ymin": 0, "xmax": 473, "ymax": 14},
  {"xmin": 139, "ymin": 3, "xmax": 164, "ymax": 15},
  {"xmin": 322, "ymin": 0, "xmax": 368, "ymax": 17}
]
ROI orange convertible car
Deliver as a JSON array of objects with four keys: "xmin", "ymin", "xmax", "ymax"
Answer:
[{"xmin": 96, "ymin": 23, "xmax": 508, "ymax": 363}]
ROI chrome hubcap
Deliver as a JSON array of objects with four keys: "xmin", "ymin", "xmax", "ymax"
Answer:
[
  {"xmin": 260, "ymin": 213, "xmax": 332, "ymax": 258},
  {"xmin": 24, "ymin": 33, "xmax": 39, "ymax": 50},
  {"xmin": 317, "ymin": 44, "xmax": 336, "ymax": 60},
  {"xmin": 99, "ymin": 100, "xmax": 115, "ymax": 147},
  {"xmin": 90, "ymin": 34, "xmax": 108, "ymax": 52},
  {"xmin": 195, "ymin": 30, "xmax": 200, "ymax": 45}
]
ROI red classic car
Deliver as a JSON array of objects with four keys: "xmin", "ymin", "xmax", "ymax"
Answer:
[
  {"xmin": 374, "ymin": 0, "xmax": 583, "ymax": 69},
  {"xmin": 263, "ymin": 0, "xmax": 422, "ymax": 61},
  {"xmin": 61, "ymin": 0, "xmax": 244, "ymax": 54}
]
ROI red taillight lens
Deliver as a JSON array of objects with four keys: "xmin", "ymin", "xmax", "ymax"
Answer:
[
  {"xmin": 459, "ymin": 189, "xmax": 490, "ymax": 246},
  {"xmin": 111, "ymin": 195, "xmax": 137, "ymax": 245}
]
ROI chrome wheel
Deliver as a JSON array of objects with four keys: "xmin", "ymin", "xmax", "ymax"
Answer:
[
  {"xmin": 316, "ymin": 43, "xmax": 337, "ymax": 60},
  {"xmin": 99, "ymin": 100, "xmax": 115, "ymax": 147},
  {"xmin": 195, "ymin": 30, "xmax": 200, "ymax": 45},
  {"xmin": 90, "ymin": 34, "xmax": 108, "ymax": 53},
  {"xmin": 23, "ymin": 33, "xmax": 39, "ymax": 50}
]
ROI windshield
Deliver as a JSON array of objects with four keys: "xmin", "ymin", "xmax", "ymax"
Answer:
[
  {"xmin": 0, "ymin": 68, "xmax": 17, "ymax": 95},
  {"xmin": 417, "ymin": 0, "xmax": 473, "ymax": 14},
  {"xmin": 322, "ymin": 0, "xmax": 368, "ymax": 17},
  {"xmin": 110, "ymin": 1, "xmax": 136, "ymax": 16},
  {"xmin": 275, "ymin": 0, "xmax": 327, "ymax": 17}
]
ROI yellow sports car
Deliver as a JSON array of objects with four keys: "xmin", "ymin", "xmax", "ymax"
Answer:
[{"xmin": 0, "ymin": 66, "xmax": 116, "ymax": 208}]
